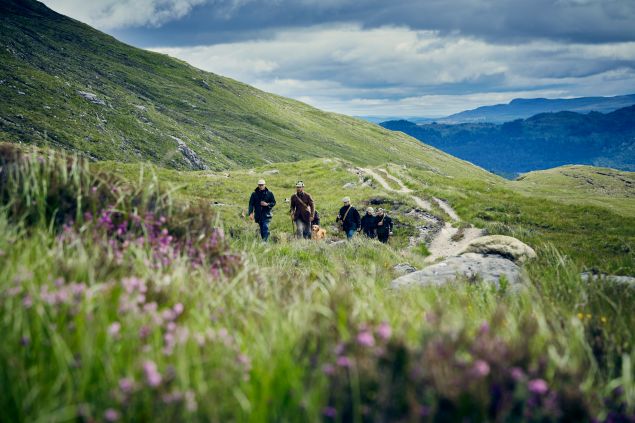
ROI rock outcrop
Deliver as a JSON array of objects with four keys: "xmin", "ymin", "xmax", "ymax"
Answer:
[
  {"xmin": 581, "ymin": 272, "xmax": 635, "ymax": 286},
  {"xmin": 460, "ymin": 235, "xmax": 536, "ymax": 264},
  {"xmin": 170, "ymin": 136, "xmax": 208, "ymax": 170},
  {"xmin": 393, "ymin": 263, "xmax": 417, "ymax": 275},
  {"xmin": 391, "ymin": 253, "xmax": 524, "ymax": 289},
  {"xmin": 77, "ymin": 91, "xmax": 106, "ymax": 105}
]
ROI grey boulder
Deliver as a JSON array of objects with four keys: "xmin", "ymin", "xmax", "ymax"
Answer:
[
  {"xmin": 391, "ymin": 253, "xmax": 524, "ymax": 289},
  {"xmin": 393, "ymin": 263, "xmax": 417, "ymax": 275},
  {"xmin": 460, "ymin": 235, "xmax": 536, "ymax": 264}
]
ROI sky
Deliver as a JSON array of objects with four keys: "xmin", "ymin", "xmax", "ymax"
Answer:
[{"xmin": 41, "ymin": 0, "xmax": 635, "ymax": 117}]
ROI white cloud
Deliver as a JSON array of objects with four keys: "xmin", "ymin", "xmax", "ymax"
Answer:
[
  {"xmin": 150, "ymin": 25, "xmax": 635, "ymax": 116},
  {"xmin": 42, "ymin": 0, "xmax": 207, "ymax": 30}
]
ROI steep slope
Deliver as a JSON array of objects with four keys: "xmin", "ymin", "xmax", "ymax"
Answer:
[
  {"xmin": 382, "ymin": 106, "xmax": 635, "ymax": 177},
  {"xmin": 0, "ymin": 0, "xmax": 493, "ymax": 179}
]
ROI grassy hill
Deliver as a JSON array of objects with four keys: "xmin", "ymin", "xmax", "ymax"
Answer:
[
  {"xmin": 515, "ymin": 165, "xmax": 635, "ymax": 217},
  {"xmin": 0, "ymin": 0, "xmax": 494, "ymax": 178}
]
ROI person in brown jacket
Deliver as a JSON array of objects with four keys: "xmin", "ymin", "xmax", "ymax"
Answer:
[{"xmin": 289, "ymin": 180, "xmax": 315, "ymax": 239}]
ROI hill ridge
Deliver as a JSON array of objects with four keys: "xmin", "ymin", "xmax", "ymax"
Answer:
[{"xmin": 0, "ymin": 0, "xmax": 494, "ymax": 181}]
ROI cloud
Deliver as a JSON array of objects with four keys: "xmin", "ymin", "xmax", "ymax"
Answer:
[
  {"xmin": 41, "ymin": 0, "xmax": 635, "ymax": 116},
  {"xmin": 151, "ymin": 25, "xmax": 635, "ymax": 116},
  {"xmin": 42, "ymin": 0, "xmax": 208, "ymax": 30},
  {"xmin": 72, "ymin": 0, "xmax": 635, "ymax": 46}
]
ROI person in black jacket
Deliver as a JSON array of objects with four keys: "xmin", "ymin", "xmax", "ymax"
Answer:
[
  {"xmin": 360, "ymin": 207, "xmax": 377, "ymax": 238},
  {"xmin": 312, "ymin": 210, "xmax": 321, "ymax": 227},
  {"xmin": 336, "ymin": 197, "xmax": 361, "ymax": 240},
  {"xmin": 248, "ymin": 179, "xmax": 276, "ymax": 241},
  {"xmin": 375, "ymin": 208, "xmax": 393, "ymax": 244}
]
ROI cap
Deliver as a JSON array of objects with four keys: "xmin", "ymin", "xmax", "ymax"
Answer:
[
  {"xmin": 257, "ymin": 179, "xmax": 266, "ymax": 185},
  {"xmin": 342, "ymin": 196, "xmax": 351, "ymax": 203},
  {"xmin": 295, "ymin": 181, "xmax": 304, "ymax": 187},
  {"xmin": 366, "ymin": 207, "xmax": 374, "ymax": 213}
]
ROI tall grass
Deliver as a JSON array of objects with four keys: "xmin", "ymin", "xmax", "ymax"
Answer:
[{"xmin": 1, "ymin": 144, "xmax": 634, "ymax": 421}]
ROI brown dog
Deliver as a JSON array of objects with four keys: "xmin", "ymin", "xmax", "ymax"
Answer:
[{"xmin": 311, "ymin": 224, "xmax": 327, "ymax": 240}]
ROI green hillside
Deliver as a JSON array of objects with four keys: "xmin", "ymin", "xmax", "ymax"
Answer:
[
  {"xmin": 514, "ymin": 165, "xmax": 635, "ymax": 216},
  {"xmin": 0, "ymin": 0, "xmax": 493, "ymax": 179},
  {"xmin": 1, "ymin": 2, "xmax": 635, "ymax": 420}
]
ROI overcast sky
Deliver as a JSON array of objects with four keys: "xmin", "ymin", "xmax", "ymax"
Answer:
[{"xmin": 42, "ymin": 0, "xmax": 635, "ymax": 117}]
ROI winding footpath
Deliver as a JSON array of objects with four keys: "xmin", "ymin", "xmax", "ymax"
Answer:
[{"xmin": 359, "ymin": 167, "xmax": 484, "ymax": 262}]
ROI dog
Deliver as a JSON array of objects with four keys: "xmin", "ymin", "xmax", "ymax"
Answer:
[{"xmin": 311, "ymin": 224, "xmax": 327, "ymax": 240}]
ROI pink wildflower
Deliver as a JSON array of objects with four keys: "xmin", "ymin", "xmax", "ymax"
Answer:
[
  {"xmin": 336, "ymin": 356, "xmax": 352, "ymax": 367},
  {"xmin": 323, "ymin": 407, "xmax": 337, "ymax": 418},
  {"xmin": 108, "ymin": 322, "xmax": 121, "ymax": 337},
  {"xmin": 356, "ymin": 330, "xmax": 375, "ymax": 347},
  {"xmin": 528, "ymin": 378, "xmax": 549, "ymax": 395},
  {"xmin": 118, "ymin": 377, "xmax": 135, "ymax": 394},
  {"xmin": 510, "ymin": 367, "xmax": 525, "ymax": 382},
  {"xmin": 322, "ymin": 363, "xmax": 335, "ymax": 375},
  {"xmin": 22, "ymin": 295, "xmax": 33, "ymax": 308},
  {"xmin": 472, "ymin": 359, "xmax": 490, "ymax": 377},
  {"xmin": 376, "ymin": 322, "xmax": 392, "ymax": 340},
  {"xmin": 142, "ymin": 360, "xmax": 162, "ymax": 387},
  {"xmin": 104, "ymin": 408, "xmax": 119, "ymax": 421}
]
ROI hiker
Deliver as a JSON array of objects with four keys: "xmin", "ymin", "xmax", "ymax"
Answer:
[
  {"xmin": 336, "ymin": 197, "xmax": 361, "ymax": 240},
  {"xmin": 247, "ymin": 179, "xmax": 276, "ymax": 241},
  {"xmin": 375, "ymin": 208, "xmax": 394, "ymax": 244},
  {"xmin": 312, "ymin": 210, "xmax": 321, "ymax": 227},
  {"xmin": 360, "ymin": 207, "xmax": 377, "ymax": 238},
  {"xmin": 289, "ymin": 181, "xmax": 315, "ymax": 239}
]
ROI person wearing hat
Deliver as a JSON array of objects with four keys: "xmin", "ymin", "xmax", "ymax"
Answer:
[
  {"xmin": 336, "ymin": 197, "xmax": 361, "ymax": 240},
  {"xmin": 289, "ymin": 181, "xmax": 315, "ymax": 239},
  {"xmin": 360, "ymin": 206, "xmax": 377, "ymax": 238},
  {"xmin": 375, "ymin": 208, "xmax": 394, "ymax": 244},
  {"xmin": 248, "ymin": 179, "xmax": 276, "ymax": 241}
]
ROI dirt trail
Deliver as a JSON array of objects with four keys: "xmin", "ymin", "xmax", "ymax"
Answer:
[
  {"xmin": 360, "ymin": 168, "xmax": 412, "ymax": 194},
  {"xmin": 424, "ymin": 223, "xmax": 484, "ymax": 263},
  {"xmin": 360, "ymin": 167, "xmax": 484, "ymax": 261},
  {"xmin": 360, "ymin": 167, "xmax": 433, "ymax": 210}
]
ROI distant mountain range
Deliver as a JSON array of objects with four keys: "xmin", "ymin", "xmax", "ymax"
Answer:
[
  {"xmin": 381, "ymin": 106, "xmax": 635, "ymax": 178},
  {"xmin": 361, "ymin": 94, "xmax": 635, "ymax": 125}
]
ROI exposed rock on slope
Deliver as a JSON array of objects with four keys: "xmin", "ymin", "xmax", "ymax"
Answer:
[
  {"xmin": 460, "ymin": 235, "xmax": 537, "ymax": 264},
  {"xmin": 391, "ymin": 253, "xmax": 524, "ymax": 289}
]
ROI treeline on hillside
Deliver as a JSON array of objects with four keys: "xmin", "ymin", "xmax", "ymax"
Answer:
[{"xmin": 381, "ymin": 106, "xmax": 635, "ymax": 178}]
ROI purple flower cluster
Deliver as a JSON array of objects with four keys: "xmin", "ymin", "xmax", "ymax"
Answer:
[
  {"xmin": 60, "ymin": 207, "xmax": 241, "ymax": 274},
  {"xmin": 319, "ymin": 317, "xmax": 616, "ymax": 422}
]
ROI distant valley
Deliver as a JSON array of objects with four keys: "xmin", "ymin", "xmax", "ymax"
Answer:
[{"xmin": 381, "ymin": 106, "xmax": 635, "ymax": 178}]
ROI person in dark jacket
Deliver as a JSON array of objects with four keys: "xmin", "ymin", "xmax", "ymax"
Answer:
[
  {"xmin": 248, "ymin": 179, "xmax": 276, "ymax": 241},
  {"xmin": 336, "ymin": 197, "xmax": 361, "ymax": 240},
  {"xmin": 289, "ymin": 181, "xmax": 315, "ymax": 239},
  {"xmin": 312, "ymin": 210, "xmax": 321, "ymax": 227},
  {"xmin": 360, "ymin": 207, "xmax": 377, "ymax": 238},
  {"xmin": 375, "ymin": 208, "xmax": 393, "ymax": 244}
]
